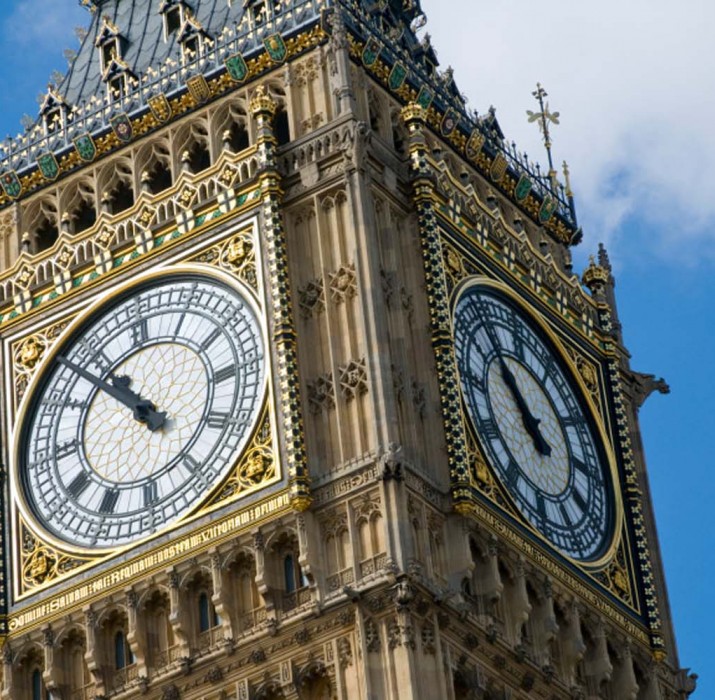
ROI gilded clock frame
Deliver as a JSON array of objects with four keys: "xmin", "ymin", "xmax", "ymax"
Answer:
[
  {"xmin": 450, "ymin": 275, "xmax": 625, "ymax": 570},
  {"xmin": 2, "ymin": 219, "xmax": 288, "ymax": 602}
]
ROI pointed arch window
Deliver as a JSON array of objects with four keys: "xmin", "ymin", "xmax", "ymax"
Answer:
[
  {"xmin": 31, "ymin": 669, "xmax": 43, "ymax": 700},
  {"xmin": 114, "ymin": 630, "xmax": 134, "ymax": 670},
  {"xmin": 197, "ymin": 591, "xmax": 220, "ymax": 633},
  {"xmin": 176, "ymin": 12, "xmax": 211, "ymax": 62},
  {"xmin": 39, "ymin": 88, "xmax": 69, "ymax": 136},
  {"xmin": 160, "ymin": 0, "xmax": 188, "ymax": 39},
  {"xmin": 95, "ymin": 16, "xmax": 124, "ymax": 72}
]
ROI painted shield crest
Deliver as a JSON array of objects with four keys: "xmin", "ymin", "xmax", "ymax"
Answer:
[
  {"xmin": 263, "ymin": 33, "xmax": 287, "ymax": 64},
  {"xmin": 362, "ymin": 36, "xmax": 381, "ymax": 67},
  {"xmin": 110, "ymin": 113, "xmax": 133, "ymax": 143},
  {"xmin": 440, "ymin": 108, "xmax": 459, "ymax": 137},
  {"xmin": 416, "ymin": 86, "xmax": 433, "ymax": 111},
  {"xmin": 187, "ymin": 75, "xmax": 211, "ymax": 104},
  {"xmin": 37, "ymin": 152, "xmax": 60, "ymax": 181},
  {"xmin": 539, "ymin": 195, "xmax": 557, "ymax": 223},
  {"xmin": 489, "ymin": 153, "xmax": 508, "ymax": 183},
  {"xmin": 465, "ymin": 130, "xmax": 485, "ymax": 163},
  {"xmin": 148, "ymin": 93, "xmax": 172, "ymax": 123},
  {"xmin": 73, "ymin": 134, "xmax": 96, "ymax": 163},
  {"xmin": 0, "ymin": 171, "xmax": 22, "ymax": 200},
  {"xmin": 225, "ymin": 53, "xmax": 249, "ymax": 83},
  {"xmin": 388, "ymin": 62, "xmax": 408, "ymax": 91},
  {"xmin": 514, "ymin": 173, "xmax": 532, "ymax": 202}
]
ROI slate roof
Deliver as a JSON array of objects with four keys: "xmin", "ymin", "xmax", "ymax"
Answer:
[
  {"xmin": 63, "ymin": 1, "xmax": 239, "ymax": 111},
  {"xmin": 0, "ymin": 0, "xmax": 326, "ymax": 174}
]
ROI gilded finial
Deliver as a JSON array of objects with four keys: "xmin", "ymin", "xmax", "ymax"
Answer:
[
  {"xmin": 527, "ymin": 83, "xmax": 560, "ymax": 193},
  {"xmin": 582, "ymin": 254, "xmax": 609, "ymax": 296}
]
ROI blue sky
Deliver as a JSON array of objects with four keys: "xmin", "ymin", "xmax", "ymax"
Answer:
[{"xmin": 0, "ymin": 0, "xmax": 709, "ymax": 693}]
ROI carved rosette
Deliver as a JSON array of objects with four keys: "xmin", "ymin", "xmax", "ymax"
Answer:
[
  {"xmin": 19, "ymin": 521, "xmax": 94, "ymax": 595},
  {"xmin": 207, "ymin": 407, "xmax": 277, "ymax": 506},
  {"xmin": 12, "ymin": 319, "xmax": 70, "ymax": 411}
]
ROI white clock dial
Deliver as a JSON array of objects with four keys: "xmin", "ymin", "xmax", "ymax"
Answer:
[
  {"xmin": 18, "ymin": 270, "xmax": 265, "ymax": 549},
  {"xmin": 453, "ymin": 282, "xmax": 614, "ymax": 562}
]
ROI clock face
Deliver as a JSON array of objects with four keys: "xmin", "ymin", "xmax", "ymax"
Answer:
[
  {"xmin": 17, "ymin": 270, "xmax": 265, "ymax": 550},
  {"xmin": 453, "ymin": 283, "xmax": 614, "ymax": 562}
]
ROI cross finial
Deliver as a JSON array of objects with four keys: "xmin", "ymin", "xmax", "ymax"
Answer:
[{"xmin": 526, "ymin": 82, "xmax": 560, "ymax": 191}]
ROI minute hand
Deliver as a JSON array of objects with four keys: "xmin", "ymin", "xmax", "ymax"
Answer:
[
  {"xmin": 57, "ymin": 356, "xmax": 166, "ymax": 431},
  {"xmin": 499, "ymin": 358, "xmax": 552, "ymax": 456}
]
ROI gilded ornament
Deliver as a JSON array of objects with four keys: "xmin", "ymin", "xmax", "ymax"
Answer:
[
  {"xmin": 17, "ymin": 336, "xmax": 45, "ymax": 369},
  {"xmin": 225, "ymin": 234, "xmax": 252, "ymax": 267}
]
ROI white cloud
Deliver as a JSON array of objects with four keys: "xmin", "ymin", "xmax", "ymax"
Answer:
[{"xmin": 420, "ymin": 0, "xmax": 715, "ymax": 266}]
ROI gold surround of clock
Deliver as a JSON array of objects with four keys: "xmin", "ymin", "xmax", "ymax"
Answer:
[{"xmin": 9, "ymin": 261, "xmax": 278, "ymax": 572}]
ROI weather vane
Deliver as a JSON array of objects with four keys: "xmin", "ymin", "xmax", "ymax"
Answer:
[{"xmin": 527, "ymin": 83, "xmax": 561, "ymax": 192}]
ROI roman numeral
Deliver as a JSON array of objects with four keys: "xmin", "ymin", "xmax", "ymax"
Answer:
[
  {"xmin": 144, "ymin": 481, "xmax": 158, "ymax": 506},
  {"xmin": 99, "ymin": 489, "xmax": 119, "ymax": 514},
  {"xmin": 573, "ymin": 458, "xmax": 592, "ymax": 477},
  {"xmin": 174, "ymin": 312, "xmax": 186, "ymax": 338},
  {"xmin": 481, "ymin": 419, "xmax": 500, "ymax": 441},
  {"xmin": 505, "ymin": 460, "xmax": 520, "ymax": 489},
  {"xmin": 67, "ymin": 472, "xmax": 90, "ymax": 499},
  {"xmin": 183, "ymin": 454, "xmax": 201, "ymax": 472},
  {"xmin": 559, "ymin": 504, "xmax": 573, "ymax": 528},
  {"xmin": 573, "ymin": 489, "xmax": 587, "ymax": 513},
  {"xmin": 91, "ymin": 350, "xmax": 113, "ymax": 374},
  {"xmin": 201, "ymin": 328, "xmax": 222, "ymax": 351},
  {"xmin": 207, "ymin": 411, "xmax": 228, "ymax": 429},
  {"xmin": 214, "ymin": 364, "xmax": 236, "ymax": 384},
  {"xmin": 55, "ymin": 439, "xmax": 79, "ymax": 460},
  {"xmin": 536, "ymin": 493, "xmax": 547, "ymax": 522},
  {"xmin": 132, "ymin": 318, "xmax": 149, "ymax": 344}
]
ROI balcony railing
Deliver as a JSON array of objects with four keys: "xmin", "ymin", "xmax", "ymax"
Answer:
[
  {"xmin": 197, "ymin": 624, "xmax": 225, "ymax": 652},
  {"xmin": 70, "ymin": 683, "xmax": 95, "ymax": 700},
  {"xmin": 110, "ymin": 663, "xmax": 138, "ymax": 691},
  {"xmin": 359, "ymin": 552, "xmax": 387, "ymax": 579}
]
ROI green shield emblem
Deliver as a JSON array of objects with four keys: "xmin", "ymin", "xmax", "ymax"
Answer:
[
  {"xmin": 515, "ymin": 174, "xmax": 532, "ymax": 202},
  {"xmin": 263, "ymin": 34, "xmax": 287, "ymax": 64},
  {"xmin": 225, "ymin": 53, "xmax": 248, "ymax": 83},
  {"xmin": 0, "ymin": 171, "xmax": 22, "ymax": 200},
  {"xmin": 362, "ymin": 37, "xmax": 381, "ymax": 67},
  {"xmin": 539, "ymin": 195, "xmax": 557, "ymax": 223},
  {"xmin": 416, "ymin": 86, "xmax": 433, "ymax": 111},
  {"xmin": 37, "ymin": 152, "xmax": 60, "ymax": 181},
  {"xmin": 388, "ymin": 62, "xmax": 408, "ymax": 91},
  {"xmin": 110, "ymin": 113, "xmax": 133, "ymax": 143},
  {"xmin": 73, "ymin": 134, "xmax": 96, "ymax": 163},
  {"xmin": 440, "ymin": 109, "xmax": 459, "ymax": 137}
]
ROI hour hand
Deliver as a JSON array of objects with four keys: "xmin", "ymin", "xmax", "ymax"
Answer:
[
  {"xmin": 57, "ymin": 356, "xmax": 166, "ymax": 432},
  {"xmin": 109, "ymin": 375, "xmax": 167, "ymax": 431},
  {"xmin": 499, "ymin": 358, "xmax": 552, "ymax": 456}
]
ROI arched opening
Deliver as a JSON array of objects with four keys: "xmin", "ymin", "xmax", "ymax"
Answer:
[{"xmin": 275, "ymin": 107, "xmax": 290, "ymax": 146}]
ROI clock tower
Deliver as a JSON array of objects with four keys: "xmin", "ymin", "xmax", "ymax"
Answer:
[{"xmin": 0, "ymin": 1, "xmax": 695, "ymax": 699}]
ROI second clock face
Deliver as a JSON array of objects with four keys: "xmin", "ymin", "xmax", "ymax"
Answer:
[
  {"xmin": 453, "ymin": 282, "xmax": 614, "ymax": 562},
  {"xmin": 18, "ymin": 270, "xmax": 265, "ymax": 550}
]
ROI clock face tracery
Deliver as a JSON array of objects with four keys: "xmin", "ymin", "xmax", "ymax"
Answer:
[
  {"xmin": 453, "ymin": 282, "xmax": 615, "ymax": 562},
  {"xmin": 16, "ymin": 269, "xmax": 266, "ymax": 550}
]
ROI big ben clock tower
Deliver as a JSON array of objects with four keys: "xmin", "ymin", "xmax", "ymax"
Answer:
[{"xmin": 0, "ymin": 1, "xmax": 695, "ymax": 698}]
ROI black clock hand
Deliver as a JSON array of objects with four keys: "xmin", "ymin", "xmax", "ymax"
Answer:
[
  {"xmin": 498, "ymin": 357, "xmax": 552, "ymax": 457},
  {"xmin": 470, "ymin": 300, "xmax": 551, "ymax": 456},
  {"xmin": 57, "ymin": 356, "xmax": 166, "ymax": 431}
]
